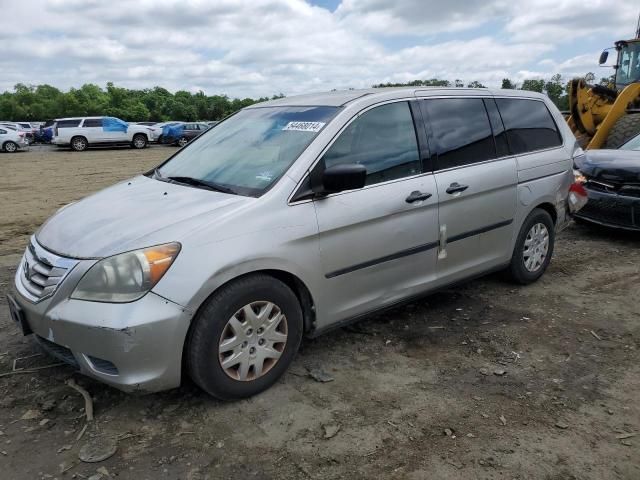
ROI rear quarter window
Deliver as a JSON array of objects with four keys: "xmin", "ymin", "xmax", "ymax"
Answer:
[{"xmin": 495, "ymin": 98, "xmax": 562, "ymax": 154}]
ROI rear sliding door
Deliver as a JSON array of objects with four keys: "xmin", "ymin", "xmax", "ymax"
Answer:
[{"xmin": 420, "ymin": 97, "xmax": 518, "ymax": 285}]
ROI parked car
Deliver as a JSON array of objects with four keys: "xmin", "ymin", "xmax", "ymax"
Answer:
[
  {"xmin": 0, "ymin": 122, "xmax": 34, "ymax": 144},
  {"xmin": 160, "ymin": 122, "xmax": 210, "ymax": 146},
  {"xmin": 573, "ymin": 132, "xmax": 640, "ymax": 230},
  {"xmin": 8, "ymin": 88, "xmax": 586, "ymax": 399},
  {"xmin": 0, "ymin": 126, "xmax": 30, "ymax": 152},
  {"xmin": 148, "ymin": 121, "xmax": 182, "ymax": 144},
  {"xmin": 51, "ymin": 117, "xmax": 156, "ymax": 151}
]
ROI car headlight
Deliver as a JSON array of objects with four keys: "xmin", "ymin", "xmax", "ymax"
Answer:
[{"xmin": 71, "ymin": 243, "xmax": 181, "ymax": 303}]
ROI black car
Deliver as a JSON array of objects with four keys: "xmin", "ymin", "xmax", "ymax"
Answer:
[{"xmin": 574, "ymin": 134, "xmax": 640, "ymax": 231}]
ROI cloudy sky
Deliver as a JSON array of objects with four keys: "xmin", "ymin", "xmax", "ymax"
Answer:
[{"xmin": 0, "ymin": 0, "xmax": 636, "ymax": 98}]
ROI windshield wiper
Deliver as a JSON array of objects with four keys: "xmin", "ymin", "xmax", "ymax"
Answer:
[{"xmin": 166, "ymin": 176, "xmax": 237, "ymax": 195}]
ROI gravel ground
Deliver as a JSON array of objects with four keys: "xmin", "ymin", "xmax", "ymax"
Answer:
[{"xmin": 0, "ymin": 146, "xmax": 639, "ymax": 479}]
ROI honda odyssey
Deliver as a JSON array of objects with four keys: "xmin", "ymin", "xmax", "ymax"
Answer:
[{"xmin": 8, "ymin": 88, "xmax": 586, "ymax": 399}]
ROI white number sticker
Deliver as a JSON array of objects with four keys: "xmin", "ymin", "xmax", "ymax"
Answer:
[{"xmin": 282, "ymin": 121, "xmax": 326, "ymax": 132}]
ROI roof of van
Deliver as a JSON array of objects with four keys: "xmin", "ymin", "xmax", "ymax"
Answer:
[{"xmin": 249, "ymin": 87, "xmax": 549, "ymax": 108}]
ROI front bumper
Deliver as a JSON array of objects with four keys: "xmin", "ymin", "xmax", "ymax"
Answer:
[
  {"xmin": 574, "ymin": 188, "xmax": 640, "ymax": 231},
  {"xmin": 10, "ymin": 242, "xmax": 194, "ymax": 393}
]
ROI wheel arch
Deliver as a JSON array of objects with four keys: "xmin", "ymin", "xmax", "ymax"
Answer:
[
  {"xmin": 533, "ymin": 201, "xmax": 558, "ymax": 225},
  {"xmin": 188, "ymin": 268, "xmax": 316, "ymax": 335}
]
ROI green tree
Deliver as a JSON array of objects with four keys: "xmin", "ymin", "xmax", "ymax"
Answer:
[
  {"xmin": 520, "ymin": 79, "xmax": 545, "ymax": 93},
  {"xmin": 544, "ymin": 74, "xmax": 565, "ymax": 108},
  {"xmin": 501, "ymin": 78, "xmax": 516, "ymax": 89}
]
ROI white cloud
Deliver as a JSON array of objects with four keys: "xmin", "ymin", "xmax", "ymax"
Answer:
[{"xmin": 0, "ymin": 0, "xmax": 633, "ymax": 97}]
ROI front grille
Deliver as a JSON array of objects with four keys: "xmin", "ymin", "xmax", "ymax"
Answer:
[
  {"xmin": 585, "ymin": 179, "xmax": 640, "ymax": 198},
  {"xmin": 35, "ymin": 335, "xmax": 79, "ymax": 369},
  {"xmin": 19, "ymin": 238, "xmax": 78, "ymax": 302}
]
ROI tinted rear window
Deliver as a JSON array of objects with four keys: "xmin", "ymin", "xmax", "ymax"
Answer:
[
  {"xmin": 57, "ymin": 119, "xmax": 82, "ymax": 128},
  {"xmin": 83, "ymin": 118, "xmax": 103, "ymax": 127},
  {"xmin": 422, "ymin": 98, "xmax": 496, "ymax": 169},
  {"xmin": 495, "ymin": 98, "xmax": 562, "ymax": 154}
]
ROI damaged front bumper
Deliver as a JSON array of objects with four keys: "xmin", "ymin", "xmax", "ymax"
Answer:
[{"xmin": 9, "ymin": 242, "xmax": 193, "ymax": 393}]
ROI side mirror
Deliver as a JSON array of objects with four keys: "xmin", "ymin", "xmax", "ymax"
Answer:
[
  {"xmin": 599, "ymin": 50, "xmax": 609, "ymax": 65},
  {"xmin": 318, "ymin": 164, "xmax": 367, "ymax": 194}
]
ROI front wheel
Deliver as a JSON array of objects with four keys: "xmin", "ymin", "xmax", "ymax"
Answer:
[
  {"xmin": 131, "ymin": 134, "xmax": 147, "ymax": 149},
  {"xmin": 507, "ymin": 208, "xmax": 555, "ymax": 284},
  {"xmin": 3, "ymin": 141, "xmax": 18, "ymax": 153},
  {"xmin": 186, "ymin": 274, "xmax": 303, "ymax": 400},
  {"xmin": 177, "ymin": 137, "xmax": 188, "ymax": 147}
]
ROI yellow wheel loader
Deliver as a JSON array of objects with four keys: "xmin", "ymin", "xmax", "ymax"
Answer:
[{"xmin": 568, "ymin": 28, "xmax": 640, "ymax": 150}]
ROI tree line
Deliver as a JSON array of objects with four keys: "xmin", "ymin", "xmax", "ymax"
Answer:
[
  {"xmin": 373, "ymin": 73, "xmax": 615, "ymax": 111},
  {"xmin": 0, "ymin": 73, "xmax": 615, "ymax": 122},
  {"xmin": 0, "ymin": 82, "xmax": 284, "ymax": 122}
]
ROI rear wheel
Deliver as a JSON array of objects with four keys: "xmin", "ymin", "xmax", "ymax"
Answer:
[
  {"xmin": 177, "ymin": 136, "xmax": 188, "ymax": 147},
  {"xmin": 3, "ymin": 141, "xmax": 18, "ymax": 153},
  {"xmin": 507, "ymin": 208, "xmax": 555, "ymax": 284},
  {"xmin": 70, "ymin": 136, "xmax": 88, "ymax": 152},
  {"xmin": 186, "ymin": 274, "xmax": 303, "ymax": 400},
  {"xmin": 605, "ymin": 114, "xmax": 640, "ymax": 149},
  {"xmin": 131, "ymin": 134, "xmax": 147, "ymax": 149}
]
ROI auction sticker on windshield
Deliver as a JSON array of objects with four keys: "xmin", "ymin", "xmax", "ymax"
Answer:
[{"xmin": 282, "ymin": 121, "xmax": 326, "ymax": 132}]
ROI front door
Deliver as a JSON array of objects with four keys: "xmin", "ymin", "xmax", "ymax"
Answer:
[
  {"xmin": 420, "ymin": 97, "xmax": 517, "ymax": 285},
  {"xmin": 312, "ymin": 101, "xmax": 440, "ymax": 324}
]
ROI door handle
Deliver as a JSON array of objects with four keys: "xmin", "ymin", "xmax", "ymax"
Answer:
[
  {"xmin": 446, "ymin": 182, "xmax": 469, "ymax": 194},
  {"xmin": 405, "ymin": 190, "xmax": 432, "ymax": 203}
]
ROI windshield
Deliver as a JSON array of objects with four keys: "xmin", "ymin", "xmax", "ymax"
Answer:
[
  {"xmin": 616, "ymin": 41, "xmax": 640, "ymax": 88},
  {"xmin": 620, "ymin": 133, "xmax": 640, "ymax": 151},
  {"xmin": 156, "ymin": 106, "xmax": 339, "ymax": 196}
]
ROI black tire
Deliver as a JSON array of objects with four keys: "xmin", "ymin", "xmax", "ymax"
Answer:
[
  {"xmin": 186, "ymin": 274, "xmax": 303, "ymax": 400},
  {"xmin": 605, "ymin": 114, "xmax": 640, "ymax": 149},
  {"xmin": 507, "ymin": 208, "xmax": 555, "ymax": 285},
  {"xmin": 70, "ymin": 136, "xmax": 88, "ymax": 152},
  {"xmin": 2, "ymin": 141, "xmax": 18, "ymax": 153},
  {"xmin": 131, "ymin": 133, "xmax": 148, "ymax": 149}
]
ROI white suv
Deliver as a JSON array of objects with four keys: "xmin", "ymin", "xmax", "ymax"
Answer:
[{"xmin": 52, "ymin": 117, "xmax": 155, "ymax": 151}]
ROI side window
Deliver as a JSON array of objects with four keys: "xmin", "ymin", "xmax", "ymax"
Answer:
[
  {"xmin": 83, "ymin": 118, "xmax": 103, "ymax": 128},
  {"xmin": 322, "ymin": 102, "xmax": 421, "ymax": 186},
  {"xmin": 484, "ymin": 98, "xmax": 510, "ymax": 158},
  {"xmin": 495, "ymin": 98, "xmax": 562, "ymax": 154},
  {"xmin": 422, "ymin": 98, "xmax": 495, "ymax": 169},
  {"xmin": 57, "ymin": 119, "xmax": 82, "ymax": 128},
  {"xmin": 0, "ymin": 129, "xmax": 6, "ymax": 134}
]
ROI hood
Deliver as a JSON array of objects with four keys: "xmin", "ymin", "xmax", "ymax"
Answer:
[
  {"xmin": 36, "ymin": 175, "xmax": 252, "ymax": 258},
  {"xmin": 581, "ymin": 150, "xmax": 640, "ymax": 185}
]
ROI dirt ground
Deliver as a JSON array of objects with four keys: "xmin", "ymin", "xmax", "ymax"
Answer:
[{"xmin": 0, "ymin": 146, "xmax": 639, "ymax": 480}]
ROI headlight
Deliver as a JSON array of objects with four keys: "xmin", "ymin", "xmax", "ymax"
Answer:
[{"xmin": 71, "ymin": 243, "xmax": 180, "ymax": 303}]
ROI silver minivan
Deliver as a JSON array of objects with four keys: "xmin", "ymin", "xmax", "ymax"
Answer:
[{"xmin": 8, "ymin": 88, "xmax": 585, "ymax": 399}]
